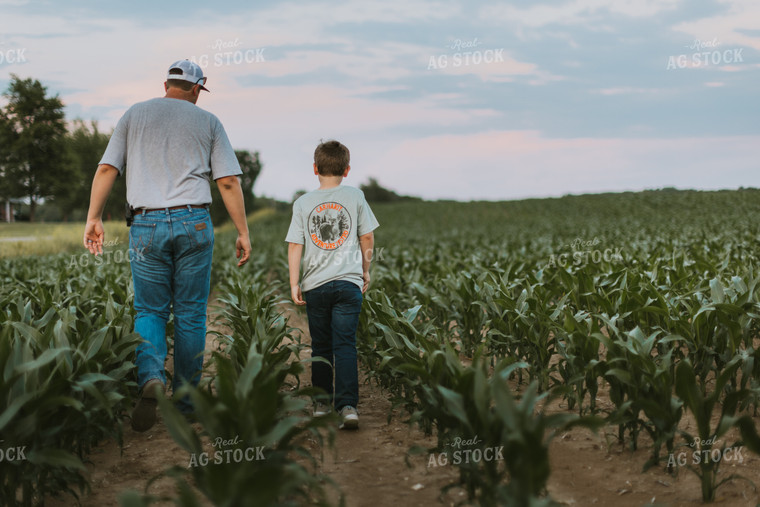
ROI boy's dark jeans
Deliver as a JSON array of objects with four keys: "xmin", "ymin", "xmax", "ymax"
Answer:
[{"xmin": 304, "ymin": 280, "xmax": 363, "ymax": 411}]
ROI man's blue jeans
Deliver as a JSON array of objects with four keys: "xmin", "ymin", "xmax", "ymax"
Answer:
[
  {"xmin": 129, "ymin": 206, "xmax": 213, "ymax": 413},
  {"xmin": 304, "ymin": 280, "xmax": 363, "ymax": 411}
]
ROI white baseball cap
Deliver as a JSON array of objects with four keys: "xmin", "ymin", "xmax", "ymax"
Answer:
[{"xmin": 166, "ymin": 59, "xmax": 209, "ymax": 92}]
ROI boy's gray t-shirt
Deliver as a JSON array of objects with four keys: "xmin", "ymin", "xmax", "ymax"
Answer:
[
  {"xmin": 286, "ymin": 185, "xmax": 379, "ymax": 292},
  {"xmin": 99, "ymin": 97, "xmax": 241, "ymax": 208}
]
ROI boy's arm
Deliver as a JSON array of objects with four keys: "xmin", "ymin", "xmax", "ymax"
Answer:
[
  {"xmin": 359, "ymin": 232, "xmax": 374, "ymax": 293},
  {"xmin": 288, "ymin": 242, "xmax": 306, "ymax": 305}
]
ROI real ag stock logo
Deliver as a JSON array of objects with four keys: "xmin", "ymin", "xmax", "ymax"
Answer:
[
  {"xmin": 190, "ymin": 38, "xmax": 266, "ymax": 68},
  {"xmin": 69, "ymin": 239, "xmax": 145, "ymax": 268},
  {"xmin": 666, "ymin": 38, "xmax": 744, "ymax": 70},
  {"xmin": 545, "ymin": 237, "xmax": 623, "ymax": 269},
  {"xmin": 306, "ymin": 245, "xmax": 386, "ymax": 270},
  {"xmin": 0, "ymin": 440, "xmax": 27, "ymax": 463},
  {"xmin": 666, "ymin": 436, "xmax": 745, "ymax": 468},
  {"xmin": 188, "ymin": 435, "xmax": 266, "ymax": 468},
  {"xmin": 427, "ymin": 435, "xmax": 504, "ymax": 467},
  {"xmin": 427, "ymin": 37, "xmax": 505, "ymax": 70},
  {"xmin": 0, "ymin": 40, "xmax": 27, "ymax": 67}
]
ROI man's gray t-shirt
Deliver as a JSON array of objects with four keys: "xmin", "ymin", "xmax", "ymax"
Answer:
[
  {"xmin": 99, "ymin": 97, "xmax": 241, "ymax": 208},
  {"xmin": 286, "ymin": 185, "xmax": 379, "ymax": 292}
]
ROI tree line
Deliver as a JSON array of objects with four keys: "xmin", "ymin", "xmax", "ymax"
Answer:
[{"xmin": 0, "ymin": 75, "xmax": 261, "ymax": 224}]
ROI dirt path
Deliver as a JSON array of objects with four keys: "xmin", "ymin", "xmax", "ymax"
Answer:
[
  {"xmin": 285, "ymin": 307, "xmax": 463, "ymax": 507},
  {"xmin": 46, "ymin": 300, "xmax": 760, "ymax": 506}
]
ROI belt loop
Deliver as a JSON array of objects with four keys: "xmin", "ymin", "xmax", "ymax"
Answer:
[
  {"xmin": 164, "ymin": 207, "xmax": 169, "ymax": 215},
  {"xmin": 187, "ymin": 204, "xmax": 192, "ymax": 212}
]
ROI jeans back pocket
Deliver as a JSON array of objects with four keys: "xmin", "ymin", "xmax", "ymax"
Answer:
[
  {"xmin": 129, "ymin": 222, "xmax": 157, "ymax": 257},
  {"xmin": 182, "ymin": 214, "xmax": 213, "ymax": 251}
]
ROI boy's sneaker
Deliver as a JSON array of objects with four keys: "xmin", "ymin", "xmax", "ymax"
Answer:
[
  {"xmin": 338, "ymin": 405, "xmax": 359, "ymax": 430},
  {"xmin": 314, "ymin": 402, "xmax": 332, "ymax": 417},
  {"xmin": 131, "ymin": 378, "xmax": 164, "ymax": 432}
]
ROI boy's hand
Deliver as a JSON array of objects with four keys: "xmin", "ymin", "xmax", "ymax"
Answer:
[
  {"xmin": 362, "ymin": 271, "xmax": 371, "ymax": 293},
  {"xmin": 291, "ymin": 284, "xmax": 306, "ymax": 306}
]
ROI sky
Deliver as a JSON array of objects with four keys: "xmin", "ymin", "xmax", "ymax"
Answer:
[{"xmin": 0, "ymin": 0, "xmax": 758, "ymax": 201}]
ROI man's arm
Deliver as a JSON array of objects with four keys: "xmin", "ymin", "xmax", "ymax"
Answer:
[
  {"xmin": 216, "ymin": 175, "xmax": 251, "ymax": 267},
  {"xmin": 83, "ymin": 164, "xmax": 120, "ymax": 255},
  {"xmin": 288, "ymin": 242, "xmax": 305, "ymax": 305},
  {"xmin": 359, "ymin": 232, "xmax": 374, "ymax": 293}
]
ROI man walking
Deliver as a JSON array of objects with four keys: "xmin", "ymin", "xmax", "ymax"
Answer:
[{"xmin": 83, "ymin": 60, "xmax": 251, "ymax": 431}]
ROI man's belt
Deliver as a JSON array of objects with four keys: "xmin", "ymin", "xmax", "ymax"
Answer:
[{"xmin": 136, "ymin": 204, "xmax": 209, "ymax": 215}]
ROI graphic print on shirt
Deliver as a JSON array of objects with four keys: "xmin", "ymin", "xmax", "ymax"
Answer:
[{"xmin": 308, "ymin": 202, "xmax": 352, "ymax": 250}]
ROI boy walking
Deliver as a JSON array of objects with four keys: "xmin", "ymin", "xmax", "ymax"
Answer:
[{"xmin": 286, "ymin": 140, "xmax": 379, "ymax": 429}]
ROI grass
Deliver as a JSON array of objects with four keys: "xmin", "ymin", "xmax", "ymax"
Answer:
[
  {"xmin": 0, "ymin": 208, "xmax": 277, "ymax": 259},
  {"xmin": 0, "ymin": 221, "xmax": 130, "ymax": 258}
]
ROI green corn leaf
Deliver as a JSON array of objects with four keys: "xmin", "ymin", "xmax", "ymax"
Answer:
[{"xmin": 27, "ymin": 448, "xmax": 86, "ymax": 471}]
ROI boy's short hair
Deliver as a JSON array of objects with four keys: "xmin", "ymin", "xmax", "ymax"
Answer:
[{"xmin": 314, "ymin": 140, "xmax": 350, "ymax": 177}]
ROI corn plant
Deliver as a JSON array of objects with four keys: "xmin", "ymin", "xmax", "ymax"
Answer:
[
  {"xmin": 413, "ymin": 362, "xmax": 602, "ymax": 507},
  {"xmin": 674, "ymin": 357, "xmax": 760, "ymax": 502},
  {"xmin": 357, "ymin": 292, "xmax": 447, "ymax": 426},
  {"xmin": 554, "ymin": 309, "xmax": 604, "ymax": 415},
  {"xmin": 1, "ymin": 255, "xmax": 141, "ymax": 506},
  {"xmin": 600, "ymin": 327, "xmax": 684, "ymax": 469},
  {"xmin": 435, "ymin": 269, "xmax": 495, "ymax": 357},
  {"xmin": 482, "ymin": 273, "xmax": 565, "ymax": 391}
]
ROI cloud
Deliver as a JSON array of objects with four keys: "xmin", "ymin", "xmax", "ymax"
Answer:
[
  {"xmin": 479, "ymin": 0, "xmax": 682, "ymax": 28},
  {"xmin": 593, "ymin": 87, "xmax": 662, "ymax": 95},
  {"xmin": 424, "ymin": 46, "xmax": 561, "ymax": 84},
  {"xmin": 671, "ymin": 0, "xmax": 760, "ymax": 52},
  {"xmin": 242, "ymin": 0, "xmax": 462, "ymax": 27}
]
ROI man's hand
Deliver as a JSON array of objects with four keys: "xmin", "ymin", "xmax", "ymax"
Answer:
[
  {"xmin": 362, "ymin": 270, "xmax": 371, "ymax": 293},
  {"xmin": 216, "ymin": 175, "xmax": 252, "ymax": 267},
  {"xmin": 291, "ymin": 284, "xmax": 306, "ymax": 305},
  {"xmin": 83, "ymin": 164, "xmax": 119, "ymax": 256},
  {"xmin": 83, "ymin": 219, "xmax": 105, "ymax": 255},
  {"xmin": 236, "ymin": 233, "xmax": 251, "ymax": 267}
]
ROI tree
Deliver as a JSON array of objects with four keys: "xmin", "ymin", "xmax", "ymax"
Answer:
[
  {"xmin": 0, "ymin": 75, "xmax": 70, "ymax": 221},
  {"xmin": 208, "ymin": 150, "xmax": 262, "ymax": 225},
  {"xmin": 360, "ymin": 177, "xmax": 421, "ymax": 203},
  {"xmin": 291, "ymin": 190, "xmax": 307, "ymax": 203},
  {"xmin": 55, "ymin": 120, "xmax": 118, "ymax": 221}
]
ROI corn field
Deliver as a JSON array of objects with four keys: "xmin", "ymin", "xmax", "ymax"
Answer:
[{"xmin": 3, "ymin": 188, "xmax": 760, "ymax": 505}]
